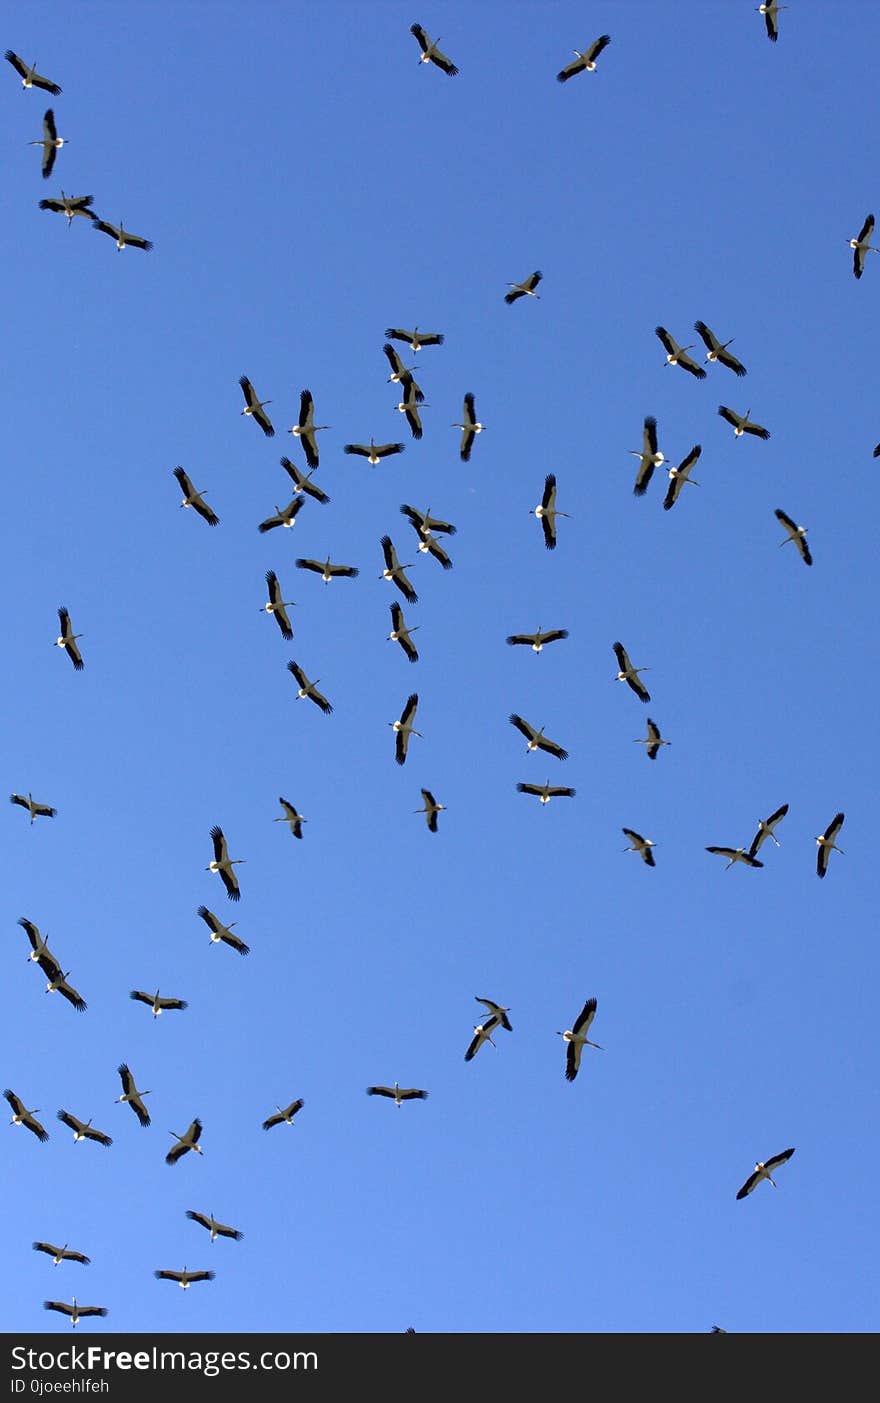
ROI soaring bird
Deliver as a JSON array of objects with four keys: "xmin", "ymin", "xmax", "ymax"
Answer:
[
  {"xmin": 280, "ymin": 456, "xmax": 331, "ymax": 503},
  {"xmin": 452, "ymin": 393, "xmax": 485, "ymax": 462},
  {"xmin": 262, "ymin": 1098, "xmax": 305, "ymax": 1131},
  {"xmin": 10, "ymin": 792, "xmax": 56, "ymax": 823},
  {"xmin": 257, "ymin": 497, "xmax": 305, "ymax": 534},
  {"xmin": 694, "ymin": 322, "xmax": 747, "ymax": 376},
  {"xmin": 465, "ymin": 1017, "xmax": 500, "ymax": 1062},
  {"xmin": 43, "ymin": 1299, "xmax": 107, "ymax": 1327},
  {"xmin": 736, "ymin": 1147, "xmax": 795, "ymax": 1199},
  {"xmin": 238, "ymin": 375, "xmax": 274, "ymax": 437},
  {"xmin": 55, "ymin": 606, "xmax": 84, "ymax": 671},
  {"xmin": 366, "ymin": 1084, "xmax": 429, "ymax": 1106},
  {"xmin": 385, "ymin": 326, "xmax": 444, "ymax": 352},
  {"xmin": 557, "ymin": 35, "xmax": 611, "ymax": 81},
  {"xmin": 57, "ymin": 1111, "xmax": 112, "ymax": 1147},
  {"xmin": 533, "ymin": 473, "xmax": 569, "ymax": 548},
  {"xmin": 748, "ymin": 803, "xmax": 789, "ymax": 858},
  {"xmin": 558, "ymin": 998, "xmax": 602, "ymax": 1082},
  {"xmin": 92, "ymin": 218, "xmax": 152, "ymax": 251},
  {"xmin": 130, "ymin": 989, "xmax": 188, "ymax": 1018},
  {"xmin": 154, "ymin": 1269, "xmax": 214, "ymax": 1289},
  {"xmin": 173, "ymin": 467, "xmax": 219, "ymax": 526},
  {"xmin": 400, "ymin": 504, "xmax": 457, "ymax": 539},
  {"xmin": 516, "ymin": 780, "xmax": 576, "ymax": 805},
  {"xmin": 629, "ymin": 416, "xmax": 666, "ymax": 496},
  {"xmin": 655, "ymin": 326, "xmax": 707, "ymax": 379},
  {"xmin": 33, "ymin": 1242, "xmax": 90, "ymax": 1266},
  {"xmin": 295, "ymin": 556, "xmax": 359, "ymax": 583},
  {"xmin": 613, "ymin": 642, "xmax": 650, "ymax": 703},
  {"xmin": 816, "ymin": 812, "xmax": 844, "ymax": 879},
  {"xmin": 274, "ymin": 797, "xmax": 306, "ymax": 839},
  {"xmin": 115, "ymin": 1065, "xmax": 151, "ymax": 1128},
  {"xmin": 774, "ymin": 508, "xmax": 812, "ymax": 566},
  {"xmin": 705, "ymin": 846, "xmax": 763, "ymax": 870},
  {"xmin": 849, "ymin": 214, "xmax": 876, "ymax": 279},
  {"xmin": 391, "ymin": 693, "xmax": 421, "ymax": 765},
  {"xmin": 505, "ymin": 270, "xmax": 542, "ymax": 304},
  {"xmin": 29, "ymin": 108, "xmax": 65, "ymax": 178},
  {"xmin": 380, "ymin": 537, "xmax": 418, "ymax": 603},
  {"xmin": 410, "ymin": 24, "xmax": 459, "ymax": 76},
  {"xmin": 287, "ymin": 661, "xmax": 333, "ymax": 714},
  {"xmin": 634, "ymin": 718, "xmax": 669, "ymax": 761},
  {"xmin": 475, "ymin": 997, "xmax": 512, "ymax": 1032},
  {"xmin": 206, "ymin": 826, "xmax": 245, "ymax": 902},
  {"xmin": 663, "ymin": 444, "xmax": 702, "ymax": 511},
  {"xmin": 757, "ymin": 2, "xmax": 787, "ymax": 41},
  {"xmin": 506, "ymin": 627, "xmax": 568, "ymax": 653},
  {"xmin": 197, "ymin": 906, "xmax": 250, "ymax": 956},
  {"xmin": 5, "ymin": 1088, "xmax": 49, "ymax": 1142},
  {"xmin": 344, "ymin": 438, "xmax": 405, "ymax": 466},
  {"xmin": 185, "ymin": 1210, "xmax": 243, "ymax": 1243},
  {"xmin": 5, "ymin": 50, "xmax": 62, "ymax": 94},
  {"xmin": 166, "ymin": 1119, "xmax": 204, "ymax": 1165},
  {"xmin": 415, "ymin": 788, "xmax": 444, "ymax": 832},
  {"xmin": 509, "ymin": 714, "xmax": 568, "ymax": 761},
  {"xmin": 382, "ymin": 343, "xmax": 425, "ymax": 402},
  {"xmin": 622, "ymin": 829, "xmax": 656, "ymax": 866},
  {"xmin": 718, "ymin": 405, "xmax": 769, "ymax": 439},
  {"xmin": 39, "ymin": 191, "xmax": 94, "ymax": 226},
  {"xmin": 389, "ymin": 601, "xmax": 419, "ymax": 663},
  {"xmin": 261, "ymin": 570, "xmax": 295, "ymax": 640},
  {"xmin": 289, "ymin": 390, "xmax": 329, "ymax": 469}
]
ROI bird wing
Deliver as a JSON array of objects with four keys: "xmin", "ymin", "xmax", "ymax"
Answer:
[
  {"xmin": 5, "ymin": 50, "xmax": 28, "ymax": 78},
  {"xmin": 92, "ymin": 220, "xmax": 120, "ymax": 240},
  {"xmin": 399, "ymin": 1089, "xmax": 428, "ymax": 1100},
  {"xmin": 613, "ymin": 641, "xmax": 631, "ymax": 672},
  {"xmin": 694, "ymin": 320, "xmax": 719, "ymax": 353},
  {"xmin": 430, "ymin": 49, "xmax": 458, "ymax": 77},
  {"xmin": 717, "ymin": 346, "xmax": 747, "ymax": 377},
  {"xmin": 219, "ymin": 866, "xmax": 241, "ymax": 901},
  {"xmin": 857, "ymin": 214, "xmax": 874, "ymax": 244},
  {"xmin": 307, "ymin": 684, "xmax": 333, "ymax": 714},
  {"xmin": 464, "ymin": 1030, "xmax": 484, "ymax": 1062},
  {"xmin": 4, "ymin": 1088, "xmax": 26, "ymax": 1115},
  {"xmin": 706, "ymin": 847, "xmax": 736, "ymax": 858},
  {"xmin": 504, "ymin": 287, "xmax": 525, "ymax": 304},
  {"xmin": 381, "ymin": 535, "xmax": 399, "ymax": 570},
  {"xmin": 366, "ymin": 1087, "xmax": 396, "ymax": 1097},
  {"xmin": 516, "ymin": 783, "xmax": 542, "ymax": 796},
  {"xmin": 404, "ymin": 402, "xmax": 423, "ymax": 440},
  {"xmin": 43, "ymin": 108, "xmax": 57, "ymax": 141},
  {"xmin": 676, "ymin": 349, "xmax": 707, "ymax": 379},
  {"xmin": 743, "ymin": 419, "xmax": 770, "ymax": 439},
  {"xmin": 572, "ymin": 998, "xmax": 598, "ymax": 1036},
  {"xmin": 239, "ymin": 375, "xmax": 256, "ymax": 409},
  {"xmin": 736, "ymin": 1169, "xmax": 761, "ymax": 1199},
  {"xmin": 826, "ymin": 812, "xmax": 845, "ymax": 842},
  {"xmin": 400, "ymin": 693, "xmax": 419, "ymax": 728},
  {"xmin": 774, "ymin": 507, "xmax": 798, "ymax": 535},
  {"xmin": 629, "ymin": 674, "xmax": 650, "ymax": 703},
  {"xmin": 18, "ymin": 917, "xmax": 42, "ymax": 950},
  {"xmin": 298, "ymin": 390, "xmax": 314, "ymax": 430},
  {"xmin": 565, "ymin": 1039, "xmax": 582, "ymax": 1081},
  {"xmin": 542, "ymin": 629, "xmax": 568, "ymax": 644},
  {"xmin": 385, "ymin": 329, "xmax": 414, "ymax": 345},
  {"xmin": 655, "ymin": 326, "xmax": 677, "ymax": 356},
  {"xmin": 126, "ymin": 233, "xmax": 153, "ymax": 250},
  {"xmin": 510, "ymin": 714, "xmax": 538, "ymax": 744},
  {"xmin": 763, "ymin": 8, "xmax": 778, "ymax": 40},
  {"xmin": 173, "ymin": 465, "xmax": 194, "ymax": 495},
  {"xmin": 210, "ymin": 826, "xmax": 227, "ymax": 863},
  {"xmin": 265, "ymin": 569, "xmax": 281, "ymax": 605},
  {"xmin": 85, "ymin": 1125, "xmax": 112, "ymax": 1146},
  {"xmin": 717, "ymin": 405, "xmax": 740, "ymax": 429},
  {"xmin": 765, "ymin": 1147, "xmax": 795, "ymax": 1172},
  {"xmin": 586, "ymin": 33, "xmax": 611, "ymax": 62},
  {"xmin": 56, "ymin": 978, "xmax": 87, "ymax": 1012},
  {"xmin": 557, "ymin": 56, "xmax": 587, "ymax": 82},
  {"xmin": 662, "ymin": 476, "xmax": 682, "ymax": 511},
  {"xmin": 410, "ymin": 23, "xmax": 430, "ymax": 53},
  {"xmin": 44, "ymin": 1301, "xmax": 73, "ymax": 1316},
  {"xmin": 425, "ymin": 535, "xmax": 452, "ymax": 568},
  {"xmin": 506, "ymin": 634, "xmax": 533, "ymax": 646}
]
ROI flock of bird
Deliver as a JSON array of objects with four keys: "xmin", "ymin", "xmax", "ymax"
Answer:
[{"xmin": 4, "ymin": 11, "xmax": 870, "ymax": 1335}]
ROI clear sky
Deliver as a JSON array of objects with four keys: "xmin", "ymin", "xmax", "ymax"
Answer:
[{"xmin": 2, "ymin": 1, "xmax": 878, "ymax": 1335}]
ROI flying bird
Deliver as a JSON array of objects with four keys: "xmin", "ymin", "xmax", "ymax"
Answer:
[
  {"xmin": 816, "ymin": 812, "xmax": 844, "ymax": 878},
  {"xmin": 262, "ymin": 1098, "xmax": 305, "ymax": 1130},
  {"xmin": 748, "ymin": 803, "xmax": 789, "ymax": 857},
  {"xmin": 509, "ymin": 714, "xmax": 568, "ymax": 761},
  {"xmin": 380, "ymin": 537, "xmax": 418, "ymax": 603},
  {"xmin": 849, "ymin": 214, "xmax": 876, "ymax": 279},
  {"xmin": 475, "ymin": 997, "xmax": 512, "ymax": 1032},
  {"xmin": 166, "ymin": 1119, "xmax": 204, "ymax": 1165},
  {"xmin": 154, "ymin": 1269, "xmax": 215, "ymax": 1289},
  {"xmin": 613, "ymin": 642, "xmax": 650, "ymax": 703},
  {"xmin": 465, "ymin": 1017, "xmax": 500, "ymax": 1062},
  {"xmin": 287, "ymin": 661, "xmax": 333, "ymax": 714},
  {"xmin": 452, "ymin": 393, "xmax": 485, "ymax": 462},
  {"xmin": 92, "ymin": 218, "xmax": 152, "ymax": 251},
  {"xmin": 5, "ymin": 50, "xmax": 62, "ymax": 94},
  {"xmin": 57, "ymin": 1111, "xmax": 112, "ymax": 1147},
  {"xmin": 400, "ymin": 504, "xmax": 457, "ymax": 538},
  {"xmin": 717, "ymin": 405, "xmax": 769, "ymax": 439},
  {"xmin": 410, "ymin": 23, "xmax": 459, "ymax": 75},
  {"xmin": 506, "ymin": 627, "xmax": 568, "ymax": 653},
  {"xmin": 10, "ymin": 792, "xmax": 56, "ymax": 823},
  {"xmin": 389, "ymin": 601, "xmax": 419, "ymax": 663},
  {"xmin": 634, "ymin": 718, "xmax": 669, "ymax": 761},
  {"xmin": 366, "ymin": 1084, "xmax": 429, "ymax": 1106},
  {"xmin": 533, "ymin": 473, "xmax": 569, "ymax": 548},
  {"xmin": 385, "ymin": 326, "xmax": 444, "ymax": 352},
  {"xmin": 705, "ymin": 846, "xmax": 764, "ymax": 870},
  {"xmin": 289, "ymin": 390, "xmax": 328, "ymax": 469},
  {"xmin": 295, "ymin": 556, "xmax": 359, "ymax": 583},
  {"xmin": 774, "ymin": 508, "xmax": 812, "ymax": 566},
  {"xmin": 873, "ymin": 442, "xmax": 880, "ymax": 459},
  {"xmin": 344, "ymin": 438, "xmax": 405, "ymax": 466},
  {"xmin": 415, "ymin": 788, "xmax": 444, "ymax": 832},
  {"xmin": 280, "ymin": 456, "xmax": 331, "ymax": 503},
  {"xmin": 629, "ymin": 416, "xmax": 666, "ymax": 495},
  {"xmin": 274, "ymin": 797, "xmax": 306, "ymax": 839},
  {"xmin": 382, "ymin": 343, "xmax": 425, "ymax": 402},
  {"xmin": 655, "ymin": 326, "xmax": 707, "ymax": 379},
  {"xmin": 29, "ymin": 108, "xmax": 65, "ymax": 178},
  {"xmin": 416, "ymin": 531, "xmax": 453, "ymax": 570},
  {"xmin": 557, "ymin": 35, "xmax": 611, "ymax": 82},
  {"xmin": 398, "ymin": 382, "xmax": 426, "ymax": 440},
  {"xmin": 257, "ymin": 497, "xmax": 305, "ymax": 533},
  {"xmin": 206, "ymin": 826, "xmax": 245, "ymax": 901},
  {"xmin": 239, "ymin": 375, "xmax": 274, "ymax": 436},
  {"xmin": 55, "ymin": 606, "xmax": 84, "ymax": 671},
  {"xmin": 130, "ymin": 989, "xmax": 188, "ymax": 1018},
  {"xmin": 516, "ymin": 780, "xmax": 576, "ymax": 805},
  {"xmin": 197, "ymin": 906, "xmax": 250, "ymax": 956},
  {"xmin": 173, "ymin": 466, "xmax": 219, "ymax": 526},
  {"xmin": 557, "ymin": 997, "xmax": 602, "ymax": 1082},
  {"xmin": 391, "ymin": 693, "xmax": 421, "ymax": 765},
  {"xmin": 622, "ymin": 829, "xmax": 656, "ymax": 866},
  {"xmin": 185, "ymin": 1211, "xmax": 243, "ymax": 1243},
  {"xmin": 694, "ymin": 322, "xmax": 747, "ymax": 376},
  {"xmin": 39, "ymin": 191, "xmax": 94, "ymax": 226},
  {"xmin": 43, "ymin": 1299, "xmax": 107, "ymax": 1327},
  {"xmin": 505, "ymin": 270, "xmax": 542, "ymax": 304},
  {"xmin": 261, "ymin": 570, "xmax": 295, "ymax": 640},
  {"xmin": 115, "ymin": 1065, "xmax": 151, "ymax": 1128},
  {"xmin": 736, "ymin": 1147, "xmax": 795, "ymax": 1199},
  {"xmin": 757, "ymin": 2, "xmax": 787, "ymax": 41},
  {"xmin": 5, "ymin": 1088, "xmax": 48, "ymax": 1141},
  {"xmin": 33, "ymin": 1242, "xmax": 90, "ymax": 1266},
  {"xmin": 663, "ymin": 444, "xmax": 702, "ymax": 511}
]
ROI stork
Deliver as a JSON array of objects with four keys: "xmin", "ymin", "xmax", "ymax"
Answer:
[
  {"xmin": 663, "ymin": 444, "xmax": 702, "ymax": 511},
  {"xmin": 383, "ymin": 343, "xmax": 425, "ymax": 402},
  {"xmin": 115, "ymin": 1064, "xmax": 151, "ymax": 1127},
  {"xmin": 748, "ymin": 803, "xmax": 789, "ymax": 857},
  {"xmin": 288, "ymin": 390, "xmax": 328, "ymax": 469},
  {"xmin": 262, "ymin": 1098, "xmax": 305, "ymax": 1130},
  {"xmin": 197, "ymin": 906, "xmax": 250, "ymax": 956},
  {"xmin": 385, "ymin": 326, "xmax": 445, "ymax": 352},
  {"xmin": 380, "ymin": 536, "xmax": 418, "ymax": 603},
  {"xmin": 33, "ymin": 1242, "xmax": 90, "ymax": 1266},
  {"xmin": 261, "ymin": 570, "xmax": 295, "ymax": 640},
  {"xmin": 505, "ymin": 270, "xmax": 542, "ymax": 303},
  {"xmin": 57, "ymin": 1111, "xmax": 112, "ymax": 1147},
  {"xmin": 155, "ymin": 1268, "xmax": 214, "ymax": 1289},
  {"xmin": 29, "ymin": 108, "xmax": 66, "ymax": 178},
  {"xmin": 344, "ymin": 438, "xmax": 405, "ymax": 466},
  {"xmin": 557, "ymin": 997, "xmax": 602, "ymax": 1081},
  {"xmin": 453, "ymin": 393, "xmax": 485, "ymax": 462},
  {"xmin": 389, "ymin": 601, "xmax": 419, "ymax": 663},
  {"xmin": 816, "ymin": 812, "xmax": 844, "ymax": 878},
  {"xmin": 398, "ymin": 383, "xmax": 426, "ymax": 440},
  {"xmin": 475, "ymin": 997, "xmax": 512, "ymax": 1032},
  {"xmin": 391, "ymin": 693, "xmax": 421, "ymax": 765},
  {"xmin": 366, "ymin": 1084, "xmax": 429, "ymax": 1106},
  {"xmin": 465, "ymin": 1016, "xmax": 500, "ymax": 1062},
  {"xmin": 287, "ymin": 661, "xmax": 333, "ymax": 714},
  {"xmin": 55, "ymin": 606, "xmax": 84, "ymax": 671},
  {"xmin": 556, "ymin": 34, "xmax": 611, "ymax": 81},
  {"xmin": 206, "ymin": 826, "xmax": 245, "ymax": 902},
  {"xmin": 634, "ymin": 718, "xmax": 669, "ymax": 761},
  {"xmin": 736, "ymin": 1146, "xmax": 795, "ymax": 1198},
  {"xmin": 516, "ymin": 780, "xmax": 576, "ymax": 805},
  {"xmin": 774, "ymin": 508, "xmax": 812, "ymax": 566},
  {"xmin": 295, "ymin": 556, "xmax": 359, "ymax": 583},
  {"xmin": 274, "ymin": 797, "xmax": 306, "ymax": 839},
  {"xmin": 613, "ymin": 641, "xmax": 650, "ymax": 703},
  {"xmin": 416, "ymin": 531, "xmax": 453, "ymax": 570},
  {"xmin": 238, "ymin": 375, "xmax": 274, "ymax": 436},
  {"xmin": 39, "ymin": 192, "xmax": 94, "ymax": 226},
  {"xmin": 5, "ymin": 50, "xmax": 62, "ymax": 94},
  {"xmin": 717, "ymin": 405, "xmax": 769, "ymax": 439},
  {"xmin": 130, "ymin": 989, "xmax": 188, "ymax": 1017},
  {"xmin": 849, "ymin": 214, "xmax": 876, "ymax": 279},
  {"xmin": 410, "ymin": 23, "xmax": 459, "ymax": 76},
  {"xmin": 166, "ymin": 1119, "xmax": 204, "ymax": 1165},
  {"xmin": 258, "ymin": 497, "xmax": 305, "ymax": 533},
  {"xmin": 185, "ymin": 1210, "xmax": 243, "ymax": 1243},
  {"xmin": 506, "ymin": 627, "xmax": 568, "ymax": 653},
  {"xmin": 629, "ymin": 416, "xmax": 666, "ymax": 495},
  {"xmin": 43, "ymin": 966, "xmax": 87, "ymax": 1012},
  {"xmin": 10, "ymin": 792, "xmax": 56, "ymax": 823},
  {"xmin": 415, "ymin": 788, "xmax": 444, "ymax": 832},
  {"xmin": 705, "ymin": 846, "xmax": 763, "ymax": 870},
  {"xmin": 4, "ymin": 1087, "xmax": 48, "ymax": 1141},
  {"xmin": 92, "ymin": 218, "xmax": 152, "ymax": 251},
  {"xmin": 44, "ymin": 1299, "xmax": 107, "ymax": 1327},
  {"xmin": 509, "ymin": 714, "xmax": 568, "ymax": 761},
  {"xmin": 622, "ymin": 829, "xmax": 656, "ymax": 866},
  {"xmin": 280, "ymin": 456, "xmax": 331, "ymax": 503},
  {"xmin": 400, "ymin": 504, "xmax": 457, "ymax": 539},
  {"xmin": 694, "ymin": 322, "xmax": 747, "ymax": 377},
  {"xmin": 655, "ymin": 326, "xmax": 707, "ymax": 379},
  {"xmin": 757, "ymin": 3, "xmax": 787, "ymax": 41},
  {"xmin": 173, "ymin": 466, "xmax": 219, "ymax": 526},
  {"xmin": 533, "ymin": 473, "xmax": 569, "ymax": 549}
]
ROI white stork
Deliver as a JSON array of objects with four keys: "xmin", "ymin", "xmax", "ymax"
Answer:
[
  {"xmin": 185, "ymin": 1210, "xmax": 243, "ymax": 1243},
  {"xmin": 816, "ymin": 812, "xmax": 844, "ymax": 878},
  {"xmin": 509, "ymin": 714, "xmax": 568, "ymax": 761},
  {"xmin": 274, "ymin": 797, "xmax": 306, "ymax": 839},
  {"xmin": 344, "ymin": 438, "xmax": 405, "ymax": 466},
  {"xmin": 557, "ymin": 35, "xmax": 611, "ymax": 82},
  {"xmin": 239, "ymin": 375, "xmax": 274, "ymax": 437},
  {"xmin": 289, "ymin": 390, "xmax": 329, "ymax": 469},
  {"xmin": 262, "ymin": 1098, "xmax": 305, "ymax": 1130},
  {"xmin": 5, "ymin": 1087, "xmax": 48, "ymax": 1141},
  {"xmin": 748, "ymin": 803, "xmax": 789, "ymax": 857},
  {"xmin": 389, "ymin": 602, "xmax": 419, "ymax": 663},
  {"xmin": 92, "ymin": 219, "xmax": 152, "ymax": 251},
  {"xmin": 694, "ymin": 322, "xmax": 747, "ymax": 376},
  {"xmin": 130, "ymin": 989, "xmax": 188, "ymax": 1017},
  {"xmin": 43, "ymin": 967, "xmax": 87, "ymax": 1013},
  {"xmin": 261, "ymin": 570, "xmax": 295, "ymax": 640},
  {"xmin": 398, "ymin": 382, "xmax": 426, "ymax": 440},
  {"xmin": 287, "ymin": 660, "xmax": 333, "ymax": 714},
  {"xmin": 5, "ymin": 50, "xmax": 62, "ymax": 94},
  {"xmin": 197, "ymin": 906, "xmax": 250, "ymax": 956},
  {"xmin": 10, "ymin": 792, "xmax": 56, "ymax": 823},
  {"xmin": 415, "ymin": 788, "xmax": 444, "ymax": 832},
  {"xmin": 57, "ymin": 1111, "xmax": 112, "ymax": 1147},
  {"xmin": 533, "ymin": 473, "xmax": 569, "ymax": 549},
  {"xmin": 173, "ymin": 466, "xmax": 219, "ymax": 526},
  {"xmin": 505, "ymin": 270, "xmax": 542, "ymax": 303},
  {"xmin": 391, "ymin": 693, "xmax": 421, "ymax": 765},
  {"xmin": 410, "ymin": 24, "xmax": 459, "ymax": 75},
  {"xmin": 634, "ymin": 718, "xmax": 669, "ymax": 761},
  {"xmin": 622, "ymin": 829, "xmax": 656, "ymax": 866},
  {"xmin": 155, "ymin": 1268, "xmax": 214, "ymax": 1289},
  {"xmin": 383, "ymin": 342, "xmax": 425, "ymax": 400},
  {"xmin": 757, "ymin": 3, "xmax": 787, "ymax": 42},
  {"xmin": 55, "ymin": 606, "xmax": 84, "ymax": 671},
  {"xmin": 655, "ymin": 326, "xmax": 707, "ymax": 378},
  {"xmin": 366, "ymin": 1084, "xmax": 429, "ymax": 1107},
  {"xmin": 613, "ymin": 641, "xmax": 650, "ymax": 703},
  {"xmin": 115, "ymin": 1064, "xmax": 151, "ymax": 1127},
  {"xmin": 849, "ymin": 214, "xmax": 876, "ymax": 279},
  {"xmin": 629, "ymin": 416, "xmax": 666, "ymax": 495},
  {"xmin": 206, "ymin": 826, "xmax": 245, "ymax": 900},
  {"xmin": 475, "ymin": 997, "xmax": 512, "ymax": 1031},
  {"xmin": 385, "ymin": 326, "xmax": 444, "ymax": 352},
  {"xmin": 39, "ymin": 191, "xmax": 94, "ymax": 226},
  {"xmin": 453, "ymin": 393, "xmax": 485, "ymax": 462},
  {"xmin": 295, "ymin": 556, "xmax": 359, "ymax": 583},
  {"xmin": 464, "ymin": 1016, "xmax": 500, "ymax": 1062},
  {"xmin": 380, "ymin": 537, "xmax": 418, "ymax": 603},
  {"xmin": 280, "ymin": 456, "xmax": 331, "ymax": 503},
  {"xmin": 663, "ymin": 445, "xmax": 702, "ymax": 512},
  {"xmin": 166, "ymin": 1119, "xmax": 204, "ymax": 1165},
  {"xmin": 736, "ymin": 1146, "xmax": 794, "ymax": 1198},
  {"xmin": 557, "ymin": 997, "xmax": 602, "ymax": 1081},
  {"xmin": 506, "ymin": 627, "xmax": 568, "ymax": 653},
  {"xmin": 44, "ymin": 1298, "xmax": 107, "ymax": 1327},
  {"xmin": 33, "ymin": 1242, "xmax": 90, "ymax": 1266},
  {"xmin": 258, "ymin": 497, "xmax": 305, "ymax": 533},
  {"xmin": 718, "ymin": 405, "xmax": 770, "ymax": 439},
  {"xmin": 774, "ymin": 508, "xmax": 812, "ymax": 566},
  {"xmin": 400, "ymin": 504, "xmax": 457, "ymax": 539},
  {"xmin": 29, "ymin": 108, "xmax": 65, "ymax": 178},
  {"xmin": 416, "ymin": 531, "xmax": 453, "ymax": 570},
  {"xmin": 516, "ymin": 780, "xmax": 576, "ymax": 805},
  {"xmin": 705, "ymin": 846, "xmax": 763, "ymax": 870}
]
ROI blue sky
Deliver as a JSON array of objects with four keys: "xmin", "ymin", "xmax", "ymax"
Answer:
[{"xmin": 2, "ymin": 1, "xmax": 878, "ymax": 1335}]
